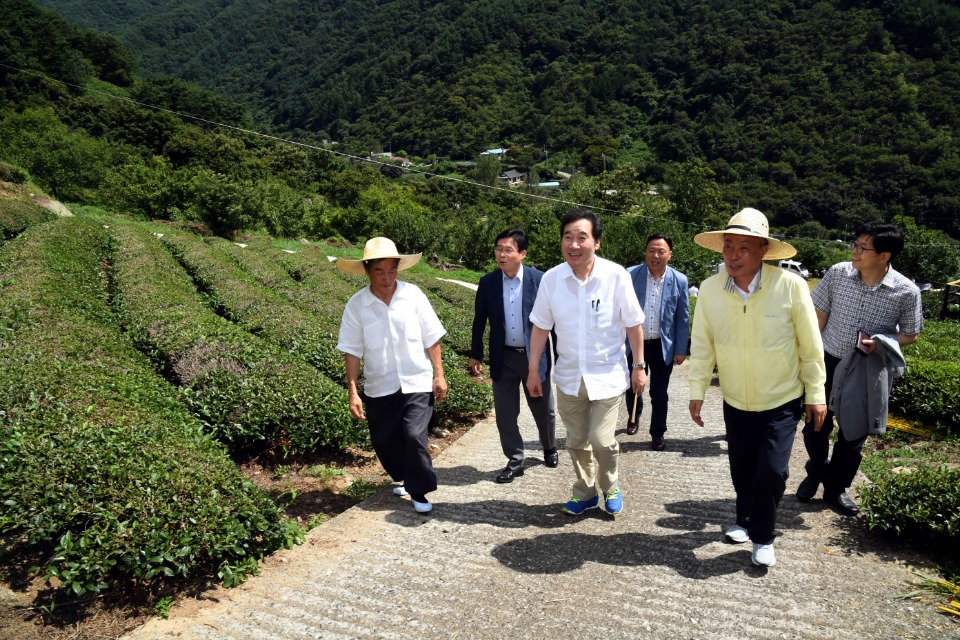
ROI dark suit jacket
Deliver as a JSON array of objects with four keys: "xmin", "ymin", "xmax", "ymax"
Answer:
[
  {"xmin": 471, "ymin": 264, "xmax": 550, "ymax": 382},
  {"xmin": 626, "ymin": 264, "xmax": 690, "ymax": 362}
]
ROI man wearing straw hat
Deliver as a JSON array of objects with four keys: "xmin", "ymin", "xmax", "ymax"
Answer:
[
  {"xmin": 688, "ymin": 208, "xmax": 826, "ymax": 567},
  {"xmin": 337, "ymin": 237, "xmax": 447, "ymax": 514}
]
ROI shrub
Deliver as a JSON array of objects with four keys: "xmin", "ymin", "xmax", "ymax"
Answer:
[
  {"xmin": 893, "ymin": 319, "xmax": 960, "ymax": 435},
  {"xmin": 107, "ymin": 220, "xmax": 363, "ymax": 452},
  {"xmin": 0, "ymin": 216, "xmax": 302, "ymax": 595},
  {"xmin": 0, "ymin": 159, "xmax": 30, "ymax": 183},
  {"xmin": 859, "ymin": 465, "xmax": 960, "ymax": 567},
  {"xmin": 0, "ymin": 198, "xmax": 56, "ymax": 241}
]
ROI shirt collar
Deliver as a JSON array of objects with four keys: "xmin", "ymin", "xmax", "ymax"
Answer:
[
  {"xmin": 723, "ymin": 267, "xmax": 763, "ymax": 295},
  {"xmin": 502, "ymin": 266, "xmax": 524, "ymax": 283}
]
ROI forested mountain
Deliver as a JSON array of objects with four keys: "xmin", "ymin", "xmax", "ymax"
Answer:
[{"xmin": 33, "ymin": 0, "xmax": 960, "ymax": 236}]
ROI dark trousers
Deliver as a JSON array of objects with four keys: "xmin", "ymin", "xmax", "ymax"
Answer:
[
  {"xmin": 492, "ymin": 349, "xmax": 556, "ymax": 470},
  {"xmin": 723, "ymin": 398, "xmax": 802, "ymax": 545},
  {"xmin": 801, "ymin": 352, "xmax": 869, "ymax": 495},
  {"xmin": 625, "ymin": 340, "xmax": 674, "ymax": 437},
  {"xmin": 364, "ymin": 390, "xmax": 437, "ymax": 500}
]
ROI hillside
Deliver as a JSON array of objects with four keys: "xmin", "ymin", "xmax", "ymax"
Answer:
[{"xmin": 33, "ymin": 0, "xmax": 960, "ymax": 236}]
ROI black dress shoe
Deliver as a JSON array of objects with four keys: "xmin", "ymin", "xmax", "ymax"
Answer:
[
  {"xmin": 826, "ymin": 491, "xmax": 860, "ymax": 516},
  {"xmin": 796, "ymin": 476, "xmax": 819, "ymax": 502},
  {"xmin": 651, "ymin": 437, "xmax": 665, "ymax": 451},
  {"xmin": 544, "ymin": 449, "xmax": 559, "ymax": 468},
  {"xmin": 625, "ymin": 422, "xmax": 639, "ymax": 435},
  {"xmin": 495, "ymin": 466, "xmax": 524, "ymax": 483}
]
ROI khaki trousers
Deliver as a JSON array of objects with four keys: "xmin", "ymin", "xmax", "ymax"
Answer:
[{"xmin": 556, "ymin": 379, "xmax": 622, "ymax": 500}]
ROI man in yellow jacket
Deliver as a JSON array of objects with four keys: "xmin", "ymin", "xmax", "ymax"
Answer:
[{"xmin": 688, "ymin": 208, "xmax": 826, "ymax": 568}]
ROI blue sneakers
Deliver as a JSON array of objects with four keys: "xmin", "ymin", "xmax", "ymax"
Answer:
[
  {"xmin": 561, "ymin": 495, "xmax": 599, "ymax": 515},
  {"xmin": 604, "ymin": 488, "xmax": 623, "ymax": 515}
]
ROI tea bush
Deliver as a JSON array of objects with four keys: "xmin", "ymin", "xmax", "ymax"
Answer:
[
  {"xmin": 161, "ymin": 230, "xmax": 347, "ymax": 384},
  {"xmin": 0, "ymin": 217, "xmax": 303, "ymax": 595},
  {"xmin": 107, "ymin": 220, "xmax": 363, "ymax": 452},
  {"xmin": 859, "ymin": 465, "xmax": 960, "ymax": 568},
  {"xmin": 892, "ymin": 319, "xmax": 960, "ymax": 435},
  {"xmin": 0, "ymin": 198, "xmax": 56, "ymax": 242}
]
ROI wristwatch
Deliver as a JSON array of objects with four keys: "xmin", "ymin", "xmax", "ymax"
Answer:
[{"xmin": 632, "ymin": 362, "xmax": 647, "ymax": 371}]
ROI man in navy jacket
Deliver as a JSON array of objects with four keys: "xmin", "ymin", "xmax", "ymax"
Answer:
[
  {"xmin": 625, "ymin": 234, "xmax": 690, "ymax": 450},
  {"xmin": 470, "ymin": 229, "xmax": 557, "ymax": 483}
]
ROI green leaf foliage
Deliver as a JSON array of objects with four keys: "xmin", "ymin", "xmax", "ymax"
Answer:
[
  {"xmin": 107, "ymin": 219, "xmax": 363, "ymax": 451},
  {"xmin": 859, "ymin": 465, "xmax": 960, "ymax": 567},
  {"xmin": 0, "ymin": 216, "xmax": 303, "ymax": 595}
]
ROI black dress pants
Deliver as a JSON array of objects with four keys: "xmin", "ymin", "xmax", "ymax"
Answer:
[
  {"xmin": 364, "ymin": 390, "xmax": 438, "ymax": 500},
  {"xmin": 723, "ymin": 398, "xmax": 802, "ymax": 545},
  {"xmin": 801, "ymin": 352, "xmax": 869, "ymax": 495}
]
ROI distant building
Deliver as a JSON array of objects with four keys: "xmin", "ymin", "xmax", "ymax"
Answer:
[
  {"xmin": 528, "ymin": 181, "xmax": 560, "ymax": 189},
  {"xmin": 481, "ymin": 148, "xmax": 508, "ymax": 159},
  {"xmin": 499, "ymin": 169, "xmax": 526, "ymax": 186}
]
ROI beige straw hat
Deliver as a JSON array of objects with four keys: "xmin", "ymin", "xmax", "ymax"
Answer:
[
  {"xmin": 336, "ymin": 237, "xmax": 422, "ymax": 275},
  {"xmin": 693, "ymin": 208, "xmax": 797, "ymax": 260}
]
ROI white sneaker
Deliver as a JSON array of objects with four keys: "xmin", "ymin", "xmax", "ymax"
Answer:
[
  {"xmin": 724, "ymin": 524, "xmax": 749, "ymax": 544},
  {"xmin": 392, "ymin": 486, "xmax": 408, "ymax": 496},
  {"xmin": 412, "ymin": 499, "xmax": 433, "ymax": 514},
  {"xmin": 752, "ymin": 543, "xmax": 776, "ymax": 567}
]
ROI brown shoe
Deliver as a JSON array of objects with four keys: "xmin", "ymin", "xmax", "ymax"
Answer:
[{"xmin": 626, "ymin": 422, "xmax": 638, "ymax": 435}]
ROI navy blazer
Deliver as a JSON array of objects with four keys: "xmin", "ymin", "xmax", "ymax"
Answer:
[
  {"xmin": 626, "ymin": 264, "xmax": 690, "ymax": 362},
  {"xmin": 471, "ymin": 264, "xmax": 550, "ymax": 382}
]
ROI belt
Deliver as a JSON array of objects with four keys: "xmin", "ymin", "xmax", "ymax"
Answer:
[
  {"xmin": 505, "ymin": 346, "xmax": 526, "ymax": 353},
  {"xmin": 644, "ymin": 337, "xmax": 661, "ymax": 343}
]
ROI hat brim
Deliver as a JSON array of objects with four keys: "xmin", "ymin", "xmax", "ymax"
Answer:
[
  {"xmin": 693, "ymin": 230, "xmax": 796, "ymax": 260},
  {"xmin": 336, "ymin": 254, "xmax": 422, "ymax": 275}
]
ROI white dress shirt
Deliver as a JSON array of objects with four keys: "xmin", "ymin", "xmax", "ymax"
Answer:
[
  {"xmin": 642, "ymin": 270, "xmax": 665, "ymax": 339},
  {"xmin": 529, "ymin": 257, "xmax": 644, "ymax": 400},
  {"xmin": 337, "ymin": 281, "xmax": 446, "ymax": 397},
  {"xmin": 502, "ymin": 268, "xmax": 525, "ymax": 348}
]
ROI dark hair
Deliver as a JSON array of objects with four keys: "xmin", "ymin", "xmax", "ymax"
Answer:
[
  {"xmin": 854, "ymin": 222, "xmax": 904, "ymax": 260},
  {"xmin": 560, "ymin": 208, "xmax": 602, "ymax": 241},
  {"xmin": 495, "ymin": 228, "xmax": 529, "ymax": 252},
  {"xmin": 647, "ymin": 234, "xmax": 673, "ymax": 250},
  {"xmin": 362, "ymin": 257, "xmax": 400, "ymax": 273}
]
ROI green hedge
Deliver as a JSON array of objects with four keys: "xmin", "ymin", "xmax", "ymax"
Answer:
[
  {"xmin": 892, "ymin": 319, "xmax": 960, "ymax": 435},
  {"xmin": 0, "ymin": 216, "xmax": 302, "ymax": 595},
  {"xmin": 0, "ymin": 198, "xmax": 56, "ymax": 243},
  {"xmin": 859, "ymin": 465, "xmax": 960, "ymax": 568},
  {"xmin": 108, "ymin": 220, "xmax": 363, "ymax": 452},
  {"xmin": 160, "ymin": 231, "xmax": 348, "ymax": 385}
]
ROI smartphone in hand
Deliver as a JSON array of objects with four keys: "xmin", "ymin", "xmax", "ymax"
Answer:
[{"xmin": 856, "ymin": 329, "xmax": 871, "ymax": 356}]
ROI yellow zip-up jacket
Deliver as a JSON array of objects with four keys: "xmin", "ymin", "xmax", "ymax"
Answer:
[{"xmin": 689, "ymin": 264, "xmax": 826, "ymax": 411}]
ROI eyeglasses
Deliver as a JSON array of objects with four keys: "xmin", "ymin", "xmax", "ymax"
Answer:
[
  {"xmin": 849, "ymin": 241, "xmax": 878, "ymax": 254},
  {"xmin": 494, "ymin": 247, "xmax": 517, "ymax": 255}
]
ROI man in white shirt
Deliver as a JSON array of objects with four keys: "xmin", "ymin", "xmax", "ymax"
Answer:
[
  {"xmin": 337, "ymin": 237, "xmax": 447, "ymax": 514},
  {"xmin": 526, "ymin": 209, "xmax": 646, "ymax": 517}
]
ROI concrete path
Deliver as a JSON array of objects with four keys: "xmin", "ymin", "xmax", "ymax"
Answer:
[{"xmin": 126, "ymin": 365, "xmax": 953, "ymax": 639}]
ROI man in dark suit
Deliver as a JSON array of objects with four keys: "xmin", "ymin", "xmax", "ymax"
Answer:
[
  {"xmin": 625, "ymin": 234, "xmax": 690, "ymax": 451},
  {"xmin": 470, "ymin": 229, "xmax": 557, "ymax": 483}
]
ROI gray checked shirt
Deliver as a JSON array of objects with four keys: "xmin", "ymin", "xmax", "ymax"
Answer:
[{"xmin": 811, "ymin": 262, "xmax": 923, "ymax": 358}]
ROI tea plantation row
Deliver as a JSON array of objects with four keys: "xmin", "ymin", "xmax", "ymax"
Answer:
[{"xmin": 0, "ymin": 209, "xmax": 491, "ymax": 595}]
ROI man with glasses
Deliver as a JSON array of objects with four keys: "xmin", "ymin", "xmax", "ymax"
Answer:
[
  {"xmin": 796, "ymin": 222, "xmax": 923, "ymax": 515},
  {"xmin": 470, "ymin": 229, "xmax": 557, "ymax": 483}
]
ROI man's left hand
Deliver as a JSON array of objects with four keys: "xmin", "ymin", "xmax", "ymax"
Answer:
[
  {"xmin": 806, "ymin": 403, "xmax": 827, "ymax": 431},
  {"xmin": 631, "ymin": 367, "xmax": 647, "ymax": 394},
  {"xmin": 673, "ymin": 355, "xmax": 686, "ymax": 366},
  {"xmin": 434, "ymin": 375, "xmax": 448, "ymax": 403}
]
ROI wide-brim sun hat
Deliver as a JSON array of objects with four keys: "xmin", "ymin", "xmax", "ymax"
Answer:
[
  {"xmin": 693, "ymin": 207, "xmax": 797, "ymax": 260},
  {"xmin": 336, "ymin": 237, "xmax": 422, "ymax": 275}
]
